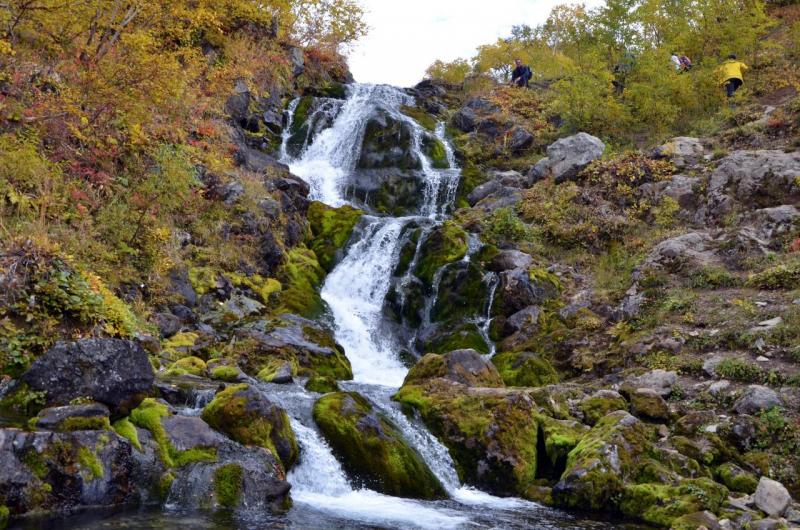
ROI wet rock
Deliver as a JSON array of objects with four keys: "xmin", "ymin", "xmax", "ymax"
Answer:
[
  {"xmin": 487, "ymin": 250, "xmax": 533, "ymax": 272},
  {"xmin": 491, "ymin": 351, "xmax": 557, "ymax": 387},
  {"xmin": 306, "ymin": 201, "xmax": 363, "ymax": 272},
  {"xmin": 416, "ymin": 322, "xmax": 490, "ymax": 355},
  {"xmin": 313, "ymin": 392, "xmax": 445, "ymax": 499},
  {"xmin": 451, "ymin": 106, "xmax": 478, "ymax": 132},
  {"xmin": 753, "ymin": 477, "xmax": 791, "ymax": 517},
  {"xmin": 358, "ymin": 110, "xmax": 421, "ymax": 170},
  {"xmin": 0, "ymin": 428, "xmax": 136, "ymax": 519},
  {"xmin": 21, "ymin": 339, "xmax": 154, "ymax": 418},
  {"xmin": 257, "ymin": 359, "xmax": 295, "ymax": 384},
  {"xmin": 552, "ymin": 411, "xmax": 650, "ymax": 510},
  {"xmin": 404, "ymin": 350, "xmax": 503, "ymax": 388},
  {"xmin": 621, "ymin": 369, "xmax": 677, "ymax": 398},
  {"xmin": 430, "ymin": 262, "xmax": 488, "ymax": 324},
  {"xmin": 653, "ymin": 137, "xmax": 706, "ymax": 167},
  {"xmin": 236, "ymin": 315, "xmax": 352, "ymax": 381},
  {"xmin": 708, "ymin": 150, "xmax": 800, "ymax": 217},
  {"xmin": 629, "ymin": 388, "xmax": 670, "ymax": 421},
  {"xmin": 413, "ymin": 221, "xmax": 469, "ymax": 286},
  {"xmin": 350, "ymin": 168, "xmax": 426, "ymax": 216},
  {"xmin": 202, "ymin": 384, "xmax": 298, "ymax": 471},
  {"xmin": 733, "ymin": 385, "xmax": 782, "ymax": 415},
  {"xmin": 529, "ymin": 132, "xmax": 605, "ymax": 184},
  {"xmin": 394, "ymin": 379, "xmax": 539, "ymax": 496},
  {"xmin": 492, "ymin": 268, "xmax": 560, "ymax": 318},
  {"xmin": 32, "ymin": 403, "xmax": 111, "ymax": 432}
]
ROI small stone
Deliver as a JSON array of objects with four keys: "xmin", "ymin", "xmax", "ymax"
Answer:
[
  {"xmin": 733, "ymin": 385, "xmax": 782, "ymax": 415},
  {"xmin": 754, "ymin": 477, "xmax": 791, "ymax": 517},
  {"xmin": 756, "ymin": 356, "xmax": 769, "ymax": 362},
  {"xmin": 629, "ymin": 388, "xmax": 670, "ymax": 421},
  {"xmin": 622, "ymin": 369, "xmax": 677, "ymax": 398},
  {"xmin": 709, "ymin": 380, "xmax": 731, "ymax": 396}
]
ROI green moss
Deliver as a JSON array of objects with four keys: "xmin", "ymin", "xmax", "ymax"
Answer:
[
  {"xmin": 715, "ymin": 462, "xmax": 758, "ymax": 494},
  {"xmin": 210, "ymin": 365, "xmax": 240, "ymax": 382},
  {"xmin": 161, "ymin": 332, "xmax": 200, "ymax": 360},
  {"xmin": 715, "ymin": 358, "xmax": 766, "ymax": 384},
  {"xmin": 422, "ymin": 323, "xmax": 490, "ymax": 355},
  {"xmin": 225, "ymin": 272, "xmax": 281, "ymax": 305},
  {"xmin": 536, "ymin": 415, "xmax": 588, "ymax": 478},
  {"xmin": 256, "ymin": 358, "xmax": 297, "ymax": 382},
  {"xmin": 579, "ymin": 393, "xmax": 629, "ymax": 426},
  {"xmin": 313, "ymin": 392, "xmax": 446, "ymax": 499},
  {"xmin": 423, "ymin": 136, "xmax": 449, "ymax": 169},
  {"xmin": 491, "ymin": 352, "xmax": 558, "ymax": 387},
  {"xmin": 277, "ymin": 246, "xmax": 326, "ymax": 317},
  {"xmin": 0, "ymin": 505, "xmax": 9, "ymax": 530},
  {"xmin": 213, "ymin": 464, "xmax": 244, "ymax": 508},
  {"xmin": 305, "ymin": 375, "xmax": 339, "ymax": 393},
  {"xmin": 58, "ymin": 416, "xmax": 111, "ymax": 432},
  {"xmin": 202, "ymin": 384, "xmax": 298, "ymax": 470},
  {"xmin": 77, "ymin": 446, "xmax": 104, "ymax": 480},
  {"xmin": 0, "ymin": 383, "xmax": 47, "ymax": 419},
  {"xmin": 747, "ymin": 261, "xmax": 800, "ymax": 289},
  {"xmin": 130, "ymin": 398, "xmax": 217, "ymax": 468},
  {"xmin": 619, "ymin": 478, "xmax": 728, "ymax": 527},
  {"xmin": 413, "ymin": 221, "xmax": 468, "ymax": 286},
  {"xmin": 400, "ymin": 105, "xmax": 438, "ymax": 131},
  {"xmin": 112, "ymin": 417, "xmax": 142, "ymax": 451},
  {"xmin": 158, "ymin": 472, "xmax": 175, "ymax": 500},
  {"xmin": 21, "ymin": 448, "xmax": 48, "ymax": 479},
  {"xmin": 166, "ymin": 356, "xmax": 207, "ymax": 377},
  {"xmin": 307, "ymin": 201, "xmax": 363, "ymax": 272},
  {"xmin": 430, "ymin": 262, "xmax": 487, "ymax": 324},
  {"xmin": 188, "ymin": 266, "xmax": 218, "ymax": 296},
  {"xmin": 291, "ymin": 96, "xmax": 314, "ymax": 134}
]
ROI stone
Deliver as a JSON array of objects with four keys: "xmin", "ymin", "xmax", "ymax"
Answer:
[
  {"xmin": 464, "ymin": 97, "xmax": 500, "ymax": 114},
  {"xmin": 491, "ymin": 351, "xmax": 557, "ymax": 387},
  {"xmin": 492, "ymin": 267, "xmax": 560, "ymax": 318},
  {"xmin": 733, "ymin": 385, "xmax": 782, "ymax": 415},
  {"xmin": 579, "ymin": 390, "xmax": 629, "ymax": 426},
  {"xmin": 487, "ymin": 250, "xmax": 533, "ymax": 272},
  {"xmin": 709, "ymin": 380, "xmax": 731, "ymax": 397},
  {"xmin": 404, "ymin": 350, "xmax": 504, "ymax": 388},
  {"xmin": 201, "ymin": 384, "xmax": 298, "ymax": 470},
  {"xmin": 753, "ymin": 477, "xmax": 791, "ymax": 517},
  {"xmin": 643, "ymin": 232, "xmax": 717, "ymax": 272},
  {"xmin": 21, "ymin": 339, "xmax": 154, "ymax": 418},
  {"xmin": 313, "ymin": 392, "xmax": 445, "ymax": 499},
  {"xmin": 653, "ymin": 137, "xmax": 706, "ymax": 167},
  {"xmin": 503, "ymin": 306, "xmax": 541, "ymax": 335},
  {"xmin": 33, "ymin": 403, "xmax": 111, "ymax": 431},
  {"xmin": 529, "ymin": 132, "xmax": 605, "ymax": 183},
  {"xmin": 621, "ymin": 369, "xmax": 677, "ymax": 398},
  {"xmin": 153, "ymin": 312, "xmax": 181, "ymax": 338},
  {"xmin": 451, "ymin": 106, "xmax": 478, "ymax": 132},
  {"xmin": 708, "ymin": 150, "xmax": 800, "ymax": 217},
  {"xmin": 629, "ymin": 388, "xmax": 670, "ymax": 421},
  {"xmin": 508, "ymin": 127, "xmax": 534, "ymax": 152}
]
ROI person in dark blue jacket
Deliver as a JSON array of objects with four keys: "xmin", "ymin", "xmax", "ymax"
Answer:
[{"xmin": 510, "ymin": 59, "xmax": 532, "ymax": 88}]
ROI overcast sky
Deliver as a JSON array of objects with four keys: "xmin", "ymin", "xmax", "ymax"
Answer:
[{"xmin": 348, "ymin": 0, "xmax": 604, "ymax": 87}]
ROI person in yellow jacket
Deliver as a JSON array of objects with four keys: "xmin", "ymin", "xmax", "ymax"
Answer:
[{"xmin": 718, "ymin": 54, "xmax": 748, "ymax": 97}]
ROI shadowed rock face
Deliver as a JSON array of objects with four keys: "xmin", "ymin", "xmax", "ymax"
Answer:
[{"xmin": 21, "ymin": 339, "xmax": 154, "ymax": 418}]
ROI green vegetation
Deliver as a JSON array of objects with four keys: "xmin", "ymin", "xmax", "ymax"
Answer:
[
  {"xmin": 77, "ymin": 447, "xmax": 104, "ymax": 480},
  {"xmin": 213, "ymin": 464, "xmax": 244, "ymax": 509},
  {"xmin": 112, "ymin": 418, "xmax": 142, "ymax": 451},
  {"xmin": 491, "ymin": 351, "xmax": 558, "ymax": 387},
  {"xmin": 210, "ymin": 365, "xmax": 241, "ymax": 382},
  {"xmin": 307, "ymin": 201, "xmax": 363, "ymax": 272}
]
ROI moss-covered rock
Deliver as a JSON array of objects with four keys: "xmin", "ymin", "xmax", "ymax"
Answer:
[
  {"xmin": 358, "ymin": 111, "xmax": 421, "ymax": 170},
  {"xmin": 629, "ymin": 388, "xmax": 670, "ymax": 422},
  {"xmin": 619, "ymin": 478, "xmax": 728, "ymax": 527},
  {"xmin": 165, "ymin": 356, "xmax": 207, "ymax": 377},
  {"xmin": 578, "ymin": 390, "xmax": 628, "ymax": 426},
  {"xmin": 552, "ymin": 411, "xmax": 651, "ymax": 511},
  {"xmin": 237, "ymin": 315, "xmax": 352, "ymax": 381},
  {"xmin": 413, "ymin": 221, "xmax": 469, "ymax": 287},
  {"xmin": 404, "ymin": 350, "xmax": 504, "ymax": 388},
  {"xmin": 256, "ymin": 358, "xmax": 296, "ymax": 384},
  {"xmin": 201, "ymin": 384, "xmax": 298, "ymax": 471},
  {"xmin": 277, "ymin": 246, "xmax": 326, "ymax": 317},
  {"xmin": 536, "ymin": 415, "xmax": 589, "ymax": 480},
  {"xmin": 305, "ymin": 375, "xmax": 339, "ymax": 393},
  {"xmin": 419, "ymin": 322, "xmax": 490, "ymax": 355},
  {"xmin": 715, "ymin": 462, "xmax": 758, "ymax": 494},
  {"xmin": 307, "ymin": 201, "xmax": 363, "ymax": 272},
  {"xmin": 429, "ymin": 262, "xmax": 488, "ymax": 323},
  {"xmin": 491, "ymin": 351, "xmax": 559, "ymax": 388},
  {"xmin": 400, "ymin": 105, "xmax": 438, "ymax": 131},
  {"xmin": 394, "ymin": 379, "xmax": 539, "ymax": 496},
  {"xmin": 313, "ymin": 392, "xmax": 445, "ymax": 499},
  {"xmin": 213, "ymin": 463, "xmax": 244, "ymax": 508},
  {"xmin": 422, "ymin": 135, "xmax": 449, "ymax": 169},
  {"xmin": 209, "ymin": 365, "xmax": 242, "ymax": 382}
]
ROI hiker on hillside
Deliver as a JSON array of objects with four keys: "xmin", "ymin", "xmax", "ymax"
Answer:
[
  {"xmin": 671, "ymin": 52, "xmax": 692, "ymax": 73},
  {"xmin": 718, "ymin": 54, "xmax": 748, "ymax": 97},
  {"xmin": 510, "ymin": 59, "xmax": 532, "ymax": 88},
  {"xmin": 671, "ymin": 52, "xmax": 682, "ymax": 72}
]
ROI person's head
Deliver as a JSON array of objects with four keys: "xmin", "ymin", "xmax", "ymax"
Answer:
[
  {"xmin": 514, "ymin": 59, "xmax": 522, "ymax": 67},
  {"xmin": 728, "ymin": 53, "xmax": 737, "ymax": 60}
]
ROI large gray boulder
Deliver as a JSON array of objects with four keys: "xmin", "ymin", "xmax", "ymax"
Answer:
[
  {"xmin": 642, "ymin": 231, "xmax": 717, "ymax": 272},
  {"xmin": 733, "ymin": 385, "xmax": 782, "ymax": 415},
  {"xmin": 653, "ymin": 137, "xmax": 706, "ymax": 167},
  {"xmin": 21, "ymin": 339, "xmax": 154, "ymax": 417},
  {"xmin": 708, "ymin": 150, "xmax": 800, "ymax": 217},
  {"xmin": 487, "ymin": 249, "xmax": 533, "ymax": 272},
  {"xmin": 529, "ymin": 132, "xmax": 605, "ymax": 183},
  {"xmin": 621, "ymin": 369, "xmax": 677, "ymax": 398},
  {"xmin": 754, "ymin": 477, "xmax": 791, "ymax": 517}
]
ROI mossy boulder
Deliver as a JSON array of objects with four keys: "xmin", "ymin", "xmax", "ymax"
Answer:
[
  {"xmin": 400, "ymin": 105, "xmax": 437, "ymax": 131},
  {"xmin": 256, "ymin": 358, "xmax": 296, "ymax": 384},
  {"xmin": 307, "ymin": 201, "xmax": 364, "ymax": 272},
  {"xmin": 404, "ymin": 350, "xmax": 504, "ymax": 388},
  {"xmin": 237, "ymin": 315, "xmax": 352, "ymax": 381},
  {"xmin": 313, "ymin": 392, "xmax": 445, "ymax": 499},
  {"xmin": 579, "ymin": 390, "xmax": 628, "ymax": 426},
  {"xmin": 715, "ymin": 462, "xmax": 758, "ymax": 494},
  {"xmin": 202, "ymin": 384, "xmax": 298, "ymax": 471},
  {"xmin": 629, "ymin": 388, "xmax": 670, "ymax": 422},
  {"xmin": 619, "ymin": 478, "xmax": 728, "ymax": 527},
  {"xmin": 429, "ymin": 262, "xmax": 488, "ymax": 323},
  {"xmin": 277, "ymin": 246, "xmax": 326, "ymax": 317},
  {"xmin": 552, "ymin": 410, "xmax": 651, "ymax": 511},
  {"xmin": 394, "ymin": 379, "xmax": 539, "ymax": 496},
  {"xmin": 305, "ymin": 375, "xmax": 339, "ymax": 393},
  {"xmin": 358, "ymin": 111, "xmax": 421, "ymax": 170},
  {"xmin": 491, "ymin": 351, "xmax": 559, "ymax": 388},
  {"xmin": 413, "ymin": 221, "xmax": 469, "ymax": 287},
  {"xmin": 30, "ymin": 403, "xmax": 111, "ymax": 432},
  {"xmin": 209, "ymin": 365, "xmax": 243, "ymax": 382},
  {"xmin": 418, "ymin": 322, "xmax": 490, "ymax": 355},
  {"xmin": 536, "ymin": 416, "xmax": 589, "ymax": 480},
  {"xmin": 166, "ymin": 356, "xmax": 207, "ymax": 377},
  {"xmin": 422, "ymin": 135, "xmax": 449, "ymax": 169}
]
